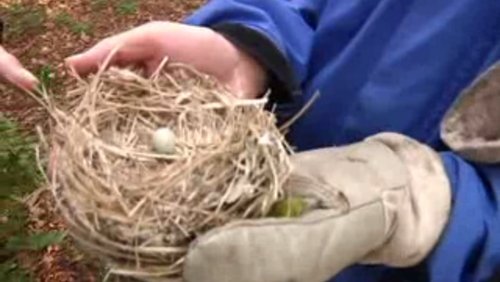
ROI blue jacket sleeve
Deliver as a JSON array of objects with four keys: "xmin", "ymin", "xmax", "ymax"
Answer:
[
  {"xmin": 185, "ymin": 2, "xmax": 500, "ymax": 282},
  {"xmin": 184, "ymin": 0, "xmax": 326, "ymax": 102},
  {"xmin": 424, "ymin": 152, "xmax": 500, "ymax": 282}
]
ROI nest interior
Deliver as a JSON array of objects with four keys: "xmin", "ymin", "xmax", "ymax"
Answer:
[{"xmin": 45, "ymin": 64, "xmax": 292, "ymax": 280}]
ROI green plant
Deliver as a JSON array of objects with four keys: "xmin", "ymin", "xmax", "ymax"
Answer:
[
  {"xmin": 0, "ymin": 259, "xmax": 31, "ymax": 282},
  {"xmin": 5, "ymin": 231, "xmax": 66, "ymax": 252},
  {"xmin": 91, "ymin": 0, "xmax": 108, "ymax": 11},
  {"xmin": 0, "ymin": 231, "xmax": 65, "ymax": 282},
  {"xmin": 54, "ymin": 12, "xmax": 93, "ymax": 35},
  {"xmin": 0, "ymin": 117, "xmax": 64, "ymax": 281},
  {"xmin": 0, "ymin": 200, "xmax": 28, "ymax": 254},
  {"xmin": 0, "ymin": 118, "xmax": 39, "ymax": 199},
  {"xmin": 0, "ymin": 116, "xmax": 39, "ymax": 246},
  {"xmin": 3, "ymin": 4, "xmax": 46, "ymax": 39},
  {"xmin": 38, "ymin": 65, "xmax": 55, "ymax": 90},
  {"xmin": 117, "ymin": 0, "xmax": 138, "ymax": 15},
  {"xmin": 70, "ymin": 21, "xmax": 93, "ymax": 35},
  {"xmin": 54, "ymin": 12, "xmax": 72, "ymax": 26}
]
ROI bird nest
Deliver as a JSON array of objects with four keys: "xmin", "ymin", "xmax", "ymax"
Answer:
[{"xmin": 42, "ymin": 64, "xmax": 292, "ymax": 280}]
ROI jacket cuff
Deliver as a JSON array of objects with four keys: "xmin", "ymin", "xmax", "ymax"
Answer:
[{"xmin": 211, "ymin": 23, "xmax": 301, "ymax": 104}]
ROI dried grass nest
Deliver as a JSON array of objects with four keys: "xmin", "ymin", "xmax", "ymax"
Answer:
[{"xmin": 43, "ymin": 63, "xmax": 293, "ymax": 280}]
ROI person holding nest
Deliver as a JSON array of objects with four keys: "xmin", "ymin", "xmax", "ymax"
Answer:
[{"xmin": 3, "ymin": 0, "xmax": 498, "ymax": 281}]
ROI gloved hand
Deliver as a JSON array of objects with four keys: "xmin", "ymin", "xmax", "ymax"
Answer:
[
  {"xmin": 0, "ymin": 45, "xmax": 38, "ymax": 90},
  {"xmin": 65, "ymin": 21, "xmax": 267, "ymax": 99},
  {"xmin": 182, "ymin": 133, "xmax": 452, "ymax": 282}
]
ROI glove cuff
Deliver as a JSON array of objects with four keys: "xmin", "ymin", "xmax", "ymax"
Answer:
[{"xmin": 363, "ymin": 133, "xmax": 452, "ymax": 267}]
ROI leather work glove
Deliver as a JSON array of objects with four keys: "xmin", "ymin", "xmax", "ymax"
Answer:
[
  {"xmin": 441, "ymin": 61, "xmax": 500, "ymax": 164},
  {"xmin": 182, "ymin": 133, "xmax": 451, "ymax": 282}
]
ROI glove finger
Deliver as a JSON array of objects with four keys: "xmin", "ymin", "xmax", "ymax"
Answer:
[
  {"xmin": 183, "ymin": 215, "xmax": 319, "ymax": 282},
  {"xmin": 183, "ymin": 206, "xmax": 384, "ymax": 282}
]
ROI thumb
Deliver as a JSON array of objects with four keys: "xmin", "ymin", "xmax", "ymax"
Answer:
[
  {"xmin": 223, "ymin": 49, "xmax": 267, "ymax": 100},
  {"xmin": 66, "ymin": 29, "xmax": 155, "ymax": 76}
]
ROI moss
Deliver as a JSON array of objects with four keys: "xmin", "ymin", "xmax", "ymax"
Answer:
[
  {"xmin": 2, "ymin": 3, "xmax": 46, "ymax": 40},
  {"xmin": 268, "ymin": 197, "xmax": 307, "ymax": 218}
]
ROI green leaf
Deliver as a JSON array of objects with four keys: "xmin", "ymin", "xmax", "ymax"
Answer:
[
  {"xmin": 38, "ymin": 65, "xmax": 54, "ymax": 89},
  {"xmin": 5, "ymin": 231, "xmax": 66, "ymax": 251}
]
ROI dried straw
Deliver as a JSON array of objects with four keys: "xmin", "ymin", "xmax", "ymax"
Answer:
[{"xmin": 44, "ymin": 63, "xmax": 292, "ymax": 280}]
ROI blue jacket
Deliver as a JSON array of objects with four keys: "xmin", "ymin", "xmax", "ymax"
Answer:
[{"xmin": 185, "ymin": 1, "xmax": 500, "ymax": 281}]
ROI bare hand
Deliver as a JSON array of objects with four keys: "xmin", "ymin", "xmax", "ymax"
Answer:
[
  {"xmin": 0, "ymin": 46, "xmax": 38, "ymax": 90},
  {"xmin": 66, "ymin": 22, "xmax": 267, "ymax": 99}
]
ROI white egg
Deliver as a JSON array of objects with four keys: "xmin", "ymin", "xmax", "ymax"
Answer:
[{"xmin": 152, "ymin": 127, "xmax": 176, "ymax": 154}]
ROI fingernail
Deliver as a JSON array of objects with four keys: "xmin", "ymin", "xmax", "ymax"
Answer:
[
  {"xmin": 64, "ymin": 57, "xmax": 76, "ymax": 70},
  {"xmin": 20, "ymin": 69, "xmax": 39, "ymax": 85},
  {"xmin": 16, "ymin": 69, "xmax": 39, "ymax": 90},
  {"xmin": 64, "ymin": 57, "xmax": 75, "ymax": 67},
  {"xmin": 66, "ymin": 53, "xmax": 84, "ymax": 63}
]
